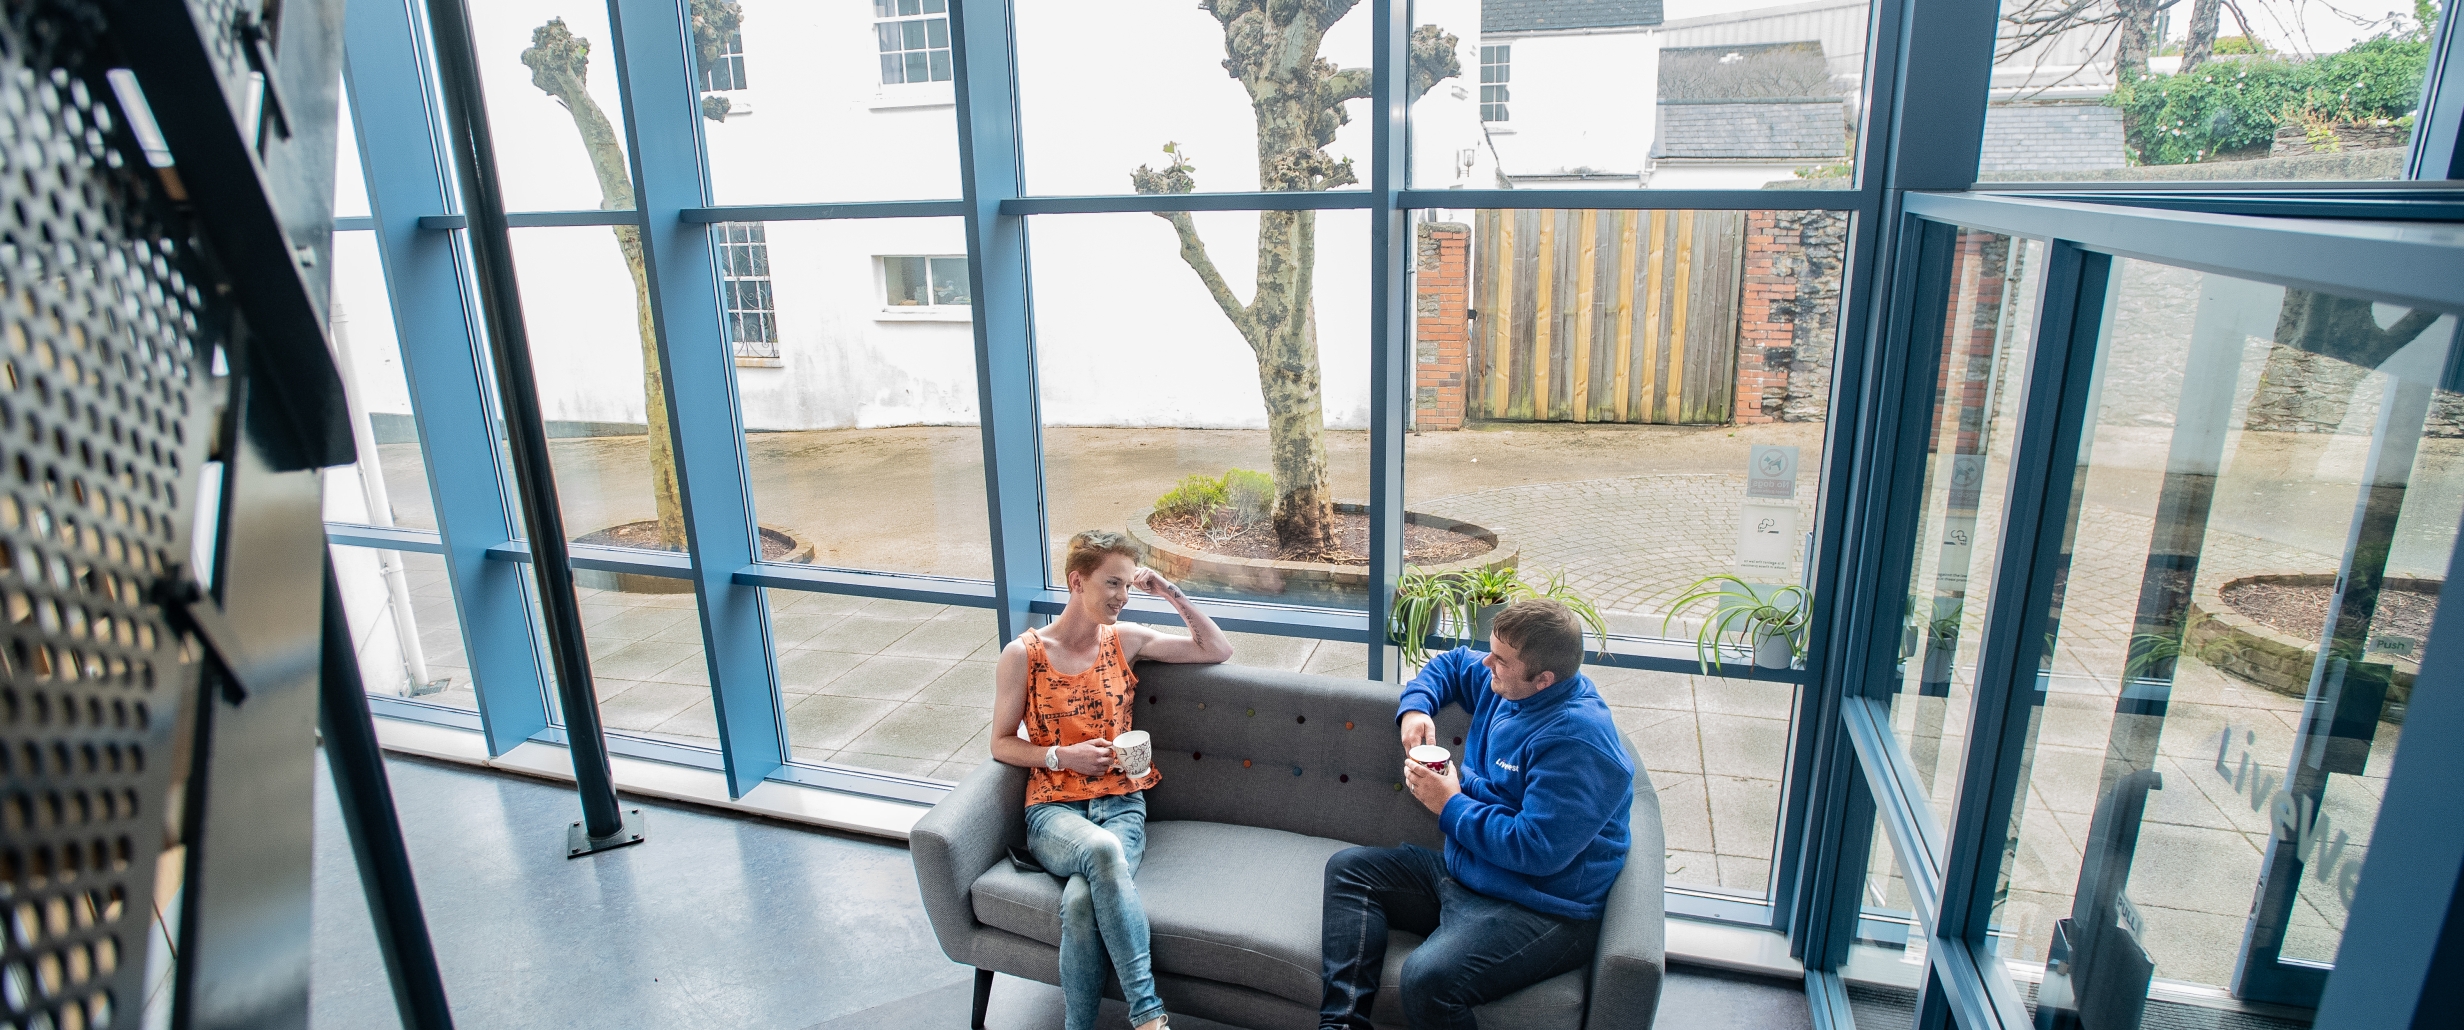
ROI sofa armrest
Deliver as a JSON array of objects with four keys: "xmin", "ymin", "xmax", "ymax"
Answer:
[
  {"xmin": 909, "ymin": 758, "xmax": 1028, "ymax": 967},
  {"xmin": 1587, "ymin": 741, "xmax": 1667, "ymax": 1030}
]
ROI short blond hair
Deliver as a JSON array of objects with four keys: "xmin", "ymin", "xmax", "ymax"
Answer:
[{"xmin": 1064, "ymin": 530, "xmax": 1141, "ymax": 587}]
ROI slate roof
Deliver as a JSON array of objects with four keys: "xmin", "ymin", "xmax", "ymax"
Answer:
[
  {"xmin": 1482, "ymin": 0, "xmax": 1662, "ymax": 34},
  {"xmin": 1655, "ymin": 102, "xmax": 1846, "ymax": 161},
  {"xmin": 1978, "ymin": 102, "xmax": 2126, "ymax": 173},
  {"xmin": 1659, "ymin": 41, "xmax": 1835, "ymax": 101}
]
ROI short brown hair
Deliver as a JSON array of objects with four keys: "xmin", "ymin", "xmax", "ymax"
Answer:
[
  {"xmin": 1491, "ymin": 598, "xmax": 1584, "ymax": 685},
  {"xmin": 1064, "ymin": 530, "xmax": 1142, "ymax": 587}
]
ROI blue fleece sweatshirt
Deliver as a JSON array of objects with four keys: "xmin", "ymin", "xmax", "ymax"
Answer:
[{"xmin": 1398, "ymin": 648, "xmax": 1634, "ymax": 921}]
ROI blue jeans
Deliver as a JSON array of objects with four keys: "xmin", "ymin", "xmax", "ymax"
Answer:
[
  {"xmin": 1318, "ymin": 844, "xmax": 1600, "ymax": 1030},
  {"xmin": 1025, "ymin": 792, "xmax": 1164, "ymax": 1030}
]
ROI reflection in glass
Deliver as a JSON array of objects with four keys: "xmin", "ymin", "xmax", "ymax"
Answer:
[
  {"xmin": 1034, "ymin": 209, "xmax": 1370, "ymax": 607},
  {"xmin": 1408, "ymin": 1, "xmax": 1872, "ymax": 189},
  {"xmin": 1845, "ymin": 811, "xmax": 1922, "ymax": 1029},
  {"xmin": 326, "ymin": 549, "xmax": 473, "ymax": 713},
  {"xmin": 1888, "ymin": 230, "xmax": 2045, "ymax": 838},
  {"xmin": 1982, "ymin": 0, "xmax": 2433, "ymax": 183},
  {"xmin": 1988, "ymin": 261, "xmax": 2459, "ymax": 1026},
  {"xmin": 731, "ymin": 218, "xmax": 992, "ymax": 579},
  {"xmin": 699, "ymin": 2, "xmax": 963, "ymax": 204},
  {"xmin": 774, "ymin": 593, "xmax": 999, "ymax": 781}
]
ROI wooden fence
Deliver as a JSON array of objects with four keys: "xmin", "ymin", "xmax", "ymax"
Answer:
[{"xmin": 1471, "ymin": 209, "xmax": 1746, "ymax": 424}]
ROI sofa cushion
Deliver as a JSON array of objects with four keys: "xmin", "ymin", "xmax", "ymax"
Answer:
[
  {"xmin": 971, "ymin": 819, "xmax": 1591, "ymax": 1028},
  {"xmin": 973, "ymin": 820, "xmax": 1351, "ymax": 1007}
]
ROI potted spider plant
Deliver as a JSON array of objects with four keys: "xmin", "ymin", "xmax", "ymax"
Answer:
[
  {"xmin": 1389, "ymin": 567, "xmax": 1609, "ymax": 669},
  {"xmin": 1664, "ymin": 574, "xmax": 1809, "ymax": 673},
  {"xmin": 1920, "ymin": 600, "xmax": 1963, "ymax": 684}
]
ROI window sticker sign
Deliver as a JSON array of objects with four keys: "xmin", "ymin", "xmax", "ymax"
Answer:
[
  {"xmin": 1747, "ymin": 444, "xmax": 1799, "ymax": 500},
  {"xmin": 1736, "ymin": 501, "xmax": 1799, "ymax": 574}
]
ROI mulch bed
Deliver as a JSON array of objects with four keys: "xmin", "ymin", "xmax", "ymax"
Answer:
[
  {"xmin": 576, "ymin": 519, "xmax": 799, "ymax": 561},
  {"xmin": 1146, "ymin": 510, "xmax": 1493, "ymax": 567},
  {"xmin": 2222, "ymin": 579, "xmax": 2438, "ymax": 649}
]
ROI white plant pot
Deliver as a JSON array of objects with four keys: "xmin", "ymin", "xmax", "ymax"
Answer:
[{"xmin": 1752, "ymin": 627, "xmax": 1796, "ymax": 670}]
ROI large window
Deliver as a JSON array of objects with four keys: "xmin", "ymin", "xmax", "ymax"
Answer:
[
  {"xmin": 881, "ymin": 255, "xmax": 970, "ymax": 313},
  {"xmin": 1982, "ymin": 261, "xmax": 2458, "ymax": 1011},
  {"xmin": 875, "ymin": 0, "xmax": 952, "ymax": 85}
]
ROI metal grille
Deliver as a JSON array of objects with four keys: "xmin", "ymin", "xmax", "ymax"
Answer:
[{"xmin": 0, "ymin": 6, "xmax": 220, "ymax": 1029}]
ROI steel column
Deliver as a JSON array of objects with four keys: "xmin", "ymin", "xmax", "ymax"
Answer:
[
  {"xmin": 1363, "ymin": 0, "xmax": 1408, "ymax": 681},
  {"xmin": 422, "ymin": 0, "xmax": 635, "ymax": 848},
  {"xmin": 605, "ymin": 0, "xmax": 786, "ymax": 798},
  {"xmin": 950, "ymin": 0, "xmax": 1048, "ymax": 642},
  {"xmin": 342, "ymin": 0, "xmax": 552, "ymax": 754}
]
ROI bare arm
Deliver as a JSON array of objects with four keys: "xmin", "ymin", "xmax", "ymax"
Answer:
[
  {"xmin": 1117, "ymin": 568, "xmax": 1234, "ymax": 665},
  {"xmin": 989, "ymin": 640, "xmax": 1116, "ymax": 775}
]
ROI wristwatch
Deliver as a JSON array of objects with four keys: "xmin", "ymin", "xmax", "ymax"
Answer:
[{"xmin": 1045, "ymin": 745, "xmax": 1061, "ymax": 771}]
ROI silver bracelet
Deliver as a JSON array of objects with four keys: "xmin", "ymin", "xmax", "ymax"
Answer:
[{"xmin": 1045, "ymin": 745, "xmax": 1060, "ymax": 771}]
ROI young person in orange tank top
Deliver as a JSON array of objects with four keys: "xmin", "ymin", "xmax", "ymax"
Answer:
[{"xmin": 988, "ymin": 531, "xmax": 1231, "ymax": 1030}]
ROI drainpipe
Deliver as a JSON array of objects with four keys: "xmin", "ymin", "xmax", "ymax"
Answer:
[{"xmin": 330, "ymin": 299, "xmax": 440, "ymax": 696}]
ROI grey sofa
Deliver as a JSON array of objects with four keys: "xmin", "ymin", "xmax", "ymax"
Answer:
[{"xmin": 910, "ymin": 661, "xmax": 1666, "ymax": 1030}]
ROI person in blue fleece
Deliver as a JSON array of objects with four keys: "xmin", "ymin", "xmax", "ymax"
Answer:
[{"xmin": 1317, "ymin": 598, "xmax": 1634, "ymax": 1030}]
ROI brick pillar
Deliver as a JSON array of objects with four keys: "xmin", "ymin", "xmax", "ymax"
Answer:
[{"xmin": 1414, "ymin": 222, "xmax": 1471, "ymax": 430}]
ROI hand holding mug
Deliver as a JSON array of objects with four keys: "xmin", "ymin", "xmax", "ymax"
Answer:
[
  {"xmin": 1403, "ymin": 751, "xmax": 1461, "ymax": 815},
  {"xmin": 1058, "ymin": 738, "xmax": 1116, "ymax": 775}
]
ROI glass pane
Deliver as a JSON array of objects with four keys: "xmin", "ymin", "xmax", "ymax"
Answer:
[
  {"xmin": 1404, "ymin": 208, "xmax": 1840, "ymax": 646},
  {"xmin": 327, "ymin": 548, "xmax": 476, "ymax": 713},
  {"xmin": 1886, "ymin": 230, "xmax": 2046, "ymax": 840},
  {"xmin": 1032, "ymin": 209, "xmax": 1371, "ymax": 608},
  {"xmin": 928, "ymin": 256, "xmax": 970, "ymax": 305},
  {"xmin": 504, "ymin": 226, "xmax": 688, "ymax": 553},
  {"xmin": 569, "ymin": 582, "xmax": 718, "ymax": 749},
  {"xmin": 699, "ymin": 8, "xmax": 963, "ymax": 204},
  {"xmin": 1844, "ymin": 808, "xmax": 1922, "ymax": 1029},
  {"xmin": 1015, "ymin": 0, "xmax": 1369, "ymax": 194},
  {"xmin": 1987, "ymin": 259, "xmax": 2461, "ymax": 1024},
  {"xmin": 1216, "ymin": 631, "xmax": 1370, "ymax": 678},
  {"xmin": 329, "ymin": 231, "xmax": 434, "ymax": 531},
  {"xmin": 1409, "ymin": 1, "xmax": 1875, "ymax": 189},
  {"xmin": 1593, "ymin": 666, "xmax": 1795, "ymax": 897},
  {"xmin": 1982, "ymin": 0, "xmax": 2436, "ymax": 184},
  {"xmin": 733, "ymin": 218, "xmax": 992, "ymax": 579},
  {"xmin": 774, "ymin": 592, "xmax": 1000, "ymax": 781},
  {"xmin": 467, "ymin": 2, "xmax": 632, "ymax": 212}
]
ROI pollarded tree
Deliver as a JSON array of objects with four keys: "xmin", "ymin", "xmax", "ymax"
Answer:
[
  {"xmin": 1131, "ymin": 2, "xmax": 1459, "ymax": 557},
  {"xmin": 522, "ymin": 0, "xmax": 740, "ymax": 553}
]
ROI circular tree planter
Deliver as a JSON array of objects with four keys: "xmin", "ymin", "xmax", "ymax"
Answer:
[
  {"xmin": 1126, "ymin": 503, "xmax": 1514, "ymax": 607},
  {"xmin": 573, "ymin": 522, "xmax": 816, "ymax": 594},
  {"xmin": 2187, "ymin": 572, "xmax": 2428, "ymax": 718}
]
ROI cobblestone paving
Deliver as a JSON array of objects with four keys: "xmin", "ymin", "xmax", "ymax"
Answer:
[{"xmin": 1416, "ymin": 473, "xmax": 1821, "ymax": 628}]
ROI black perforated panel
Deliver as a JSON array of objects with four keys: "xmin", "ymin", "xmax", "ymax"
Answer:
[{"xmin": 0, "ymin": 7, "xmax": 220, "ymax": 1030}]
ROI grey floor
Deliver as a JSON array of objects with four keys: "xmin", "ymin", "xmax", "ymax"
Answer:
[{"xmin": 310, "ymin": 755, "xmax": 1811, "ymax": 1030}]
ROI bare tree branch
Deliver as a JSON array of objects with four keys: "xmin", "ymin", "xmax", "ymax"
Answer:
[{"xmin": 1159, "ymin": 211, "xmax": 1256, "ymax": 349}]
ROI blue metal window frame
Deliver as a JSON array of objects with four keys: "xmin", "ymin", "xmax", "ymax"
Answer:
[{"xmin": 329, "ymin": 0, "xmax": 2464, "ymax": 1021}]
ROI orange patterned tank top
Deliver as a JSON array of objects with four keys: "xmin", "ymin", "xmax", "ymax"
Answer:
[{"xmin": 1021, "ymin": 625, "xmax": 1157, "ymax": 807}]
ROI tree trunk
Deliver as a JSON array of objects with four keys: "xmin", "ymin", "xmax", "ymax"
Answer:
[
  {"xmin": 1253, "ymin": 209, "xmax": 1335, "ymax": 553},
  {"xmin": 2116, "ymin": 0, "xmax": 2164, "ymax": 80},
  {"xmin": 2181, "ymin": 0, "xmax": 2222, "ymax": 72},
  {"xmin": 525, "ymin": 21, "xmax": 686, "ymax": 552}
]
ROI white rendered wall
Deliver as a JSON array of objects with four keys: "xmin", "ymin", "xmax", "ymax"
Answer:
[{"xmin": 335, "ymin": 0, "xmax": 1483, "ymax": 435}]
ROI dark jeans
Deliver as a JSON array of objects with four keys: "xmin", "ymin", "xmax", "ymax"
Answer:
[{"xmin": 1319, "ymin": 844, "xmax": 1600, "ymax": 1030}]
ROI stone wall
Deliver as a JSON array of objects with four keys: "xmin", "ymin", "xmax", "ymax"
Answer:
[
  {"xmin": 1735, "ymin": 209, "xmax": 1846, "ymax": 424},
  {"xmin": 1413, "ymin": 222, "xmax": 1472, "ymax": 431},
  {"xmin": 2270, "ymin": 120, "xmax": 2411, "ymax": 158}
]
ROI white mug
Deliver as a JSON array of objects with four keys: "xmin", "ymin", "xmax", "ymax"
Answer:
[
  {"xmin": 1114, "ymin": 730, "xmax": 1154, "ymax": 778},
  {"xmin": 1408, "ymin": 744, "xmax": 1451, "ymax": 772}
]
